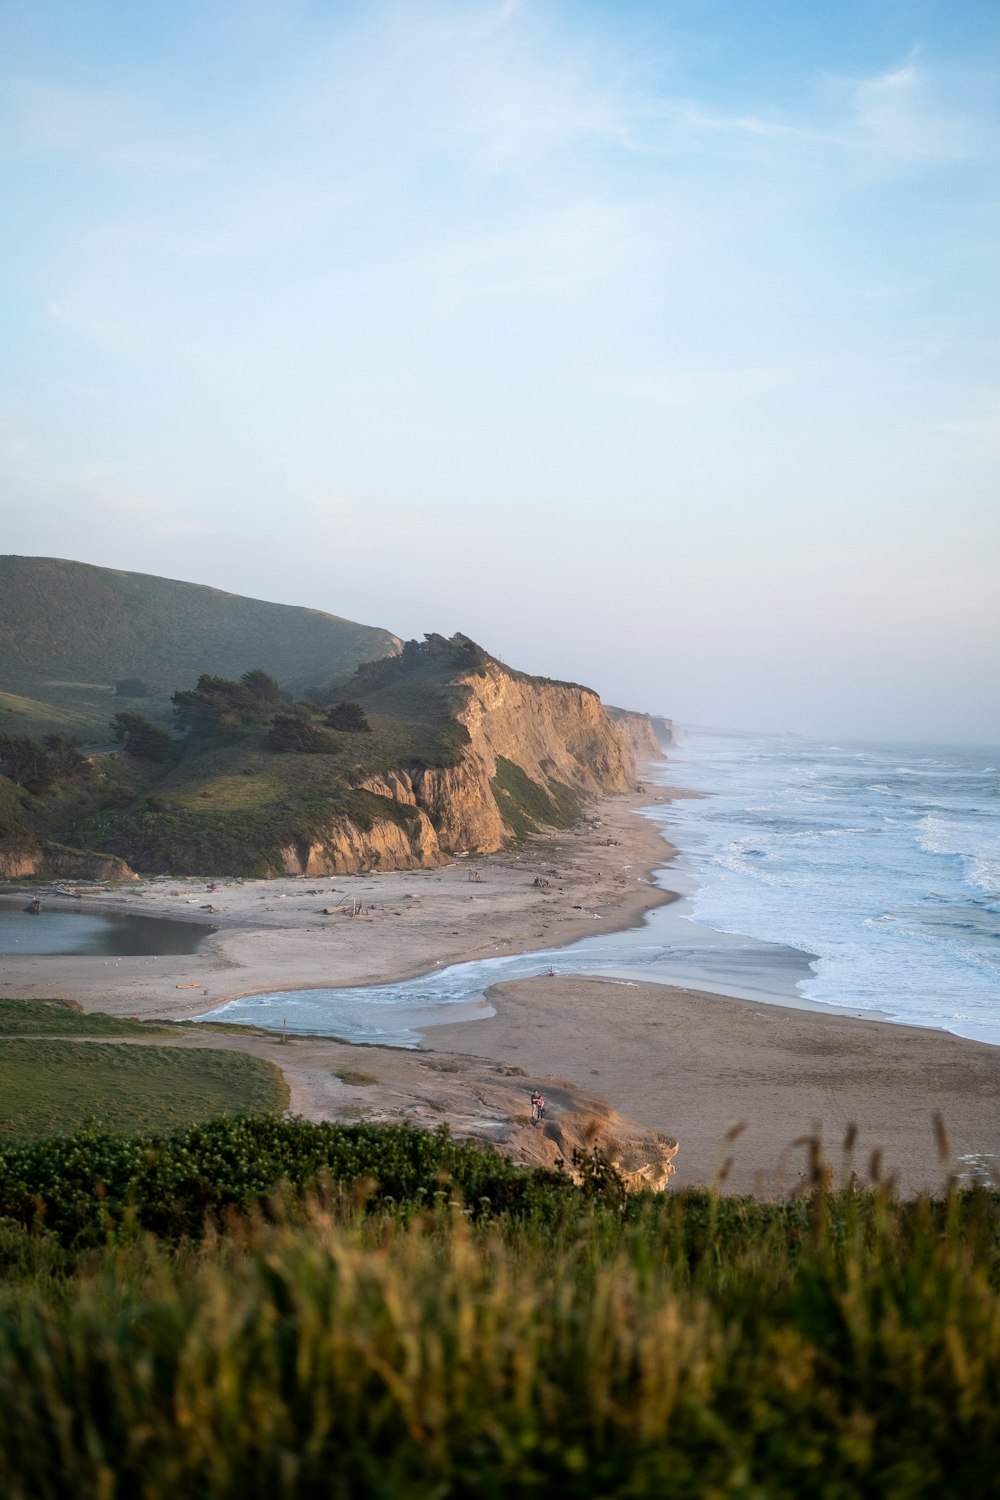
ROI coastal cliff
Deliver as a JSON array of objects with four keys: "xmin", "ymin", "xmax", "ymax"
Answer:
[
  {"xmin": 283, "ymin": 658, "xmax": 639, "ymax": 872},
  {"xmin": 2, "ymin": 632, "xmax": 659, "ymax": 880},
  {"xmin": 606, "ymin": 706, "xmax": 665, "ymax": 766},
  {"xmin": 0, "ymin": 841, "xmax": 137, "ymax": 882}
]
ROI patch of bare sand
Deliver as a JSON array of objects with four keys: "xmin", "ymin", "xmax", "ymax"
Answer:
[{"xmin": 427, "ymin": 976, "xmax": 1000, "ymax": 1197}]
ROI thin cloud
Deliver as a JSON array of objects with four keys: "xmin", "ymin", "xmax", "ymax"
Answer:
[
  {"xmin": 423, "ymin": 201, "xmax": 634, "ymax": 303},
  {"xmin": 601, "ymin": 365, "xmax": 794, "ymax": 410}
]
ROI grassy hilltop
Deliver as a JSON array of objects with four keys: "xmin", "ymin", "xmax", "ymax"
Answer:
[{"xmin": 0, "ymin": 556, "xmax": 400, "ymax": 740}]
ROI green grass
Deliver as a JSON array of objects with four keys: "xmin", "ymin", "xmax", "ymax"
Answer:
[
  {"xmin": 0, "ymin": 1114, "xmax": 998, "ymax": 1496},
  {"xmin": 0, "ymin": 1041, "xmax": 288, "ymax": 1140},
  {"xmin": 0, "ymin": 998, "xmax": 173, "ymax": 1039},
  {"xmin": 490, "ymin": 754, "xmax": 580, "ymax": 839},
  {"xmin": 333, "ymin": 1067, "xmax": 379, "ymax": 1086}
]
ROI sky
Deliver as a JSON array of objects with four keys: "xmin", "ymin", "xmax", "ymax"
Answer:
[{"xmin": 2, "ymin": 0, "xmax": 999, "ymax": 743}]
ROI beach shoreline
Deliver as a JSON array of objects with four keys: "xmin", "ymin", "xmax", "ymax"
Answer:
[
  {"xmin": 0, "ymin": 783, "xmax": 675, "ymax": 1020},
  {"xmin": 4, "ymin": 768, "xmax": 999, "ymax": 1194},
  {"xmin": 427, "ymin": 974, "xmax": 1000, "ymax": 1196}
]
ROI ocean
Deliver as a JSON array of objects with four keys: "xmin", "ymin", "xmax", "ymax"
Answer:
[{"xmin": 661, "ymin": 731, "xmax": 1000, "ymax": 1045}]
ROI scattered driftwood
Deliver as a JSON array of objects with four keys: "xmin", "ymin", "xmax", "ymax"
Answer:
[
  {"xmin": 467, "ymin": 868, "xmax": 482, "ymax": 882},
  {"xmin": 322, "ymin": 898, "xmax": 367, "ymax": 917},
  {"xmin": 532, "ymin": 876, "xmax": 551, "ymax": 891}
]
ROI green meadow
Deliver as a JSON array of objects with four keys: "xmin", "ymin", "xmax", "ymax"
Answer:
[{"xmin": 0, "ymin": 1000, "xmax": 288, "ymax": 1142}]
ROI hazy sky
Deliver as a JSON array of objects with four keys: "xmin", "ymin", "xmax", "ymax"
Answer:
[{"xmin": 2, "ymin": 1, "xmax": 999, "ymax": 743}]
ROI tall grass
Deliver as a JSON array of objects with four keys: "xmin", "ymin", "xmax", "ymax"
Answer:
[{"xmin": 1, "ymin": 1128, "xmax": 999, "ymax": 1496}]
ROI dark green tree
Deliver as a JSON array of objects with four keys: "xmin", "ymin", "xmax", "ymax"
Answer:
[
  {"xmin": 0, "ymin": 735, "xmax": 57, "ymax": 794},
  {"xmin": 240, "ymin": 668, "xmax": 283, "ymax": 705},
  {"xmin": 42, "ymin": 735, "xmax": 86, "ymax": 777},
  {"xmin": 172, "ymin": 675, "xmax": 267, "ymax": 739},
  {"xmin": 111, "ymin": 713, "xmax": 174, "ymax": 763},
  {"xmin": 325, "ymin": 701, "xmax": 371, "ymax": 733}
]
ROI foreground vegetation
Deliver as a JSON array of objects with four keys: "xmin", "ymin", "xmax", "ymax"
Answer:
[{"xmin": 0, "ymin": 1115, "xmax": 998, "ymax": 1496}]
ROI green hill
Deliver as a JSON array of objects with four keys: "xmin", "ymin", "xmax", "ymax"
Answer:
[{"xmin": 0, "ymin": 556, "xmax": 400, "ymax": 738}]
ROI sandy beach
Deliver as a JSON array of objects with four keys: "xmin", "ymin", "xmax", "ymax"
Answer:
[
  {"xmin": 0, "ymin": 788, "xmax": 672, "ymax": 1019},
  {"xmin": 3, "ymin": 774, "xmax": 999, "ymax": 1196},
  {"xmin": 429, "ymin": 975, "xmax": 1000, "ymax": 1197}
]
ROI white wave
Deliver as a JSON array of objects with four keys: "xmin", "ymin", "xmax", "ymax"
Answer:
[{"xmin": 970, "ymin": 857, "xmax": 1000, "ymax": 899}]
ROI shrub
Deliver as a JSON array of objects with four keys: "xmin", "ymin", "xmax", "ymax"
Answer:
[{"xmin": 267, "ymin": 714, "xmax": 341, "ymax": 754}]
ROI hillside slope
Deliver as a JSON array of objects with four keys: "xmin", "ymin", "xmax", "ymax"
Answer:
[
  {"xmin": 2, "ymin": 634, "xmax": 644, "ymax": 878},
  {"xmin": 0, "ymin": 557, "xmax": 400, "ymax": 738}
]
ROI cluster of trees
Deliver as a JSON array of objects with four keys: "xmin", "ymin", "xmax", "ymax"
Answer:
[
  {"xmin": 267, "ymin": 700, "xmax": 370, "ymax": 753},
  {"xmin": 0, "ymin": 667, "xmax": 376, "ymax": 803},
  {"xmin": 169, "ymin": 668, "xmax": 370, "ymax": 752},
  {"xmin": 0, "ymin": 733, "xmax": 85, "ymax": 795},
  {"xmin": 110, "ymin": 713, "xmax": 174, "ymax": 763},
  {"xmin": 172, "ymin": 669, "xmax": 284, "ymax": 739}
]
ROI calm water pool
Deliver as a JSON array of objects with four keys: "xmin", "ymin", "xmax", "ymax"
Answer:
[{"xmin": 0, "ymin": 900, "xmax": 212, "ymax": 957}]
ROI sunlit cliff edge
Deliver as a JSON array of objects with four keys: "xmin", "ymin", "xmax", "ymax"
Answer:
[{"xmin": 274, "ymin": 655, "xmax": 657, "ymax": 875}]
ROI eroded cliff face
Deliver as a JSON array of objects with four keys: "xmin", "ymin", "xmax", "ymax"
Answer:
[
  {"xmin": 458, "ymin": 664, "xmax": 634, "ymax": 800},
  {"xmin": 408, "ymin": 664, "xmax": 636, "ymax": 855},
  {"xmin": 309, "ymin": 663, "xmax": 640, "ymax": 869},
  {"xmin": 0, "ymin": 842, "xmax": 138, "ymax": 882},
  {"xmin": 275, "ymin": 808, "xmax": 445, "ymax": 876},
  {"xmin": 606, "ymin": 707, "xmax": 665, "ymax": 766},
  {"xmin": 0, "ymin": 844, "xmax": 40, "ymax": 879}
]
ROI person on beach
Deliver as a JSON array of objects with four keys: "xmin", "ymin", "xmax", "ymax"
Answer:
[{"xmin": 530, "ymin": 1089, "xmax": 541, "ymax": 1122}]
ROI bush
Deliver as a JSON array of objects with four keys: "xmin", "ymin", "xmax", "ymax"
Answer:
[
  {"xmin": 0, "ymin": 1130, "xmax": 999, "ymax": 1497},
  {"xmin": 0, "ymin": 1117, "xmax": 572, "ymax": 1246},
  {"xmin": 267, "ymin": 714, "xmax": 341, "ymax": 754}
]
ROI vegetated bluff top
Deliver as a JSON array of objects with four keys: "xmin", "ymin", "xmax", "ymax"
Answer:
[{"xmin": 0, "ymin": 556, "xmax": 401, "ymax": 737}]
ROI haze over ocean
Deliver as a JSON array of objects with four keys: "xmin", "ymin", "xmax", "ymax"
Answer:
[{"xmin": 663, "ymin": 731, "xmax": 1000, "ymax": 1044}]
